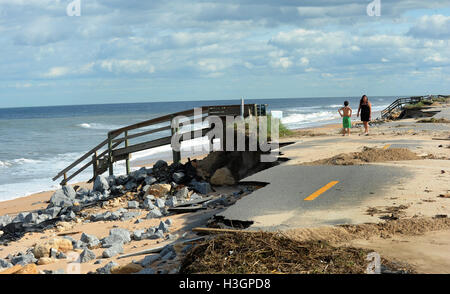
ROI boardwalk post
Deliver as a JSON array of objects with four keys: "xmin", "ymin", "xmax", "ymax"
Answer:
[
  {"xmin": 171, "ymin": 115, "xmax": 181, "ymax": 163},
  {"xmin": 108, "ymin": 134, "xmax": 114, "ymax": 176},
  {"xmin": 92, "ymin": 151, "xmax": 98, "ymax": 180},
  {"xmin": 125, "ymin": 131, "xmax": 130, "ymax": 175}
]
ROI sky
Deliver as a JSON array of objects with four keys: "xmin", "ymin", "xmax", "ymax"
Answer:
[{"xmin": 0, "ymin": 0, "xmax": 450, "ymax": 108}]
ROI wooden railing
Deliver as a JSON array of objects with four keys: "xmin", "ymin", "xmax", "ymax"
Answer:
[
  {"xmin": 53, "ymin": 104, "xmax": 261, "ymax": 186},
  {"xmin": 380, "ymin": 96, "xmax": 425, "ymax": 119}
]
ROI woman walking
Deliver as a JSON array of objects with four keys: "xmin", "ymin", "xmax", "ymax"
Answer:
[{"xmin": 357, "ymin": 95, "xmax": 372, "ymax": 135}]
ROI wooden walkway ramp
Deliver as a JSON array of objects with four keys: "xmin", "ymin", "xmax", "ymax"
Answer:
[
  {"xmin": 53, "ymin": 104, "xmax": 266, "ymax": 186},
  {"xmin": 380, "ymin": 96, "xmax": 429, "ymax": 119}
]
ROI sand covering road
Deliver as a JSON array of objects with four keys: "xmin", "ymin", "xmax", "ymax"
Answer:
[{"xmin": 304, "ymin": 147, "xmax": 421, "ymax": 165}]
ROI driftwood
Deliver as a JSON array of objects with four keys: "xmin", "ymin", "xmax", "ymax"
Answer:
[
  {"xmin": 192, "ymin": 227, "xmax": 257, "ymax": 234},
  {"xmin": 117, "ymin": 236, "xmax": 206, "ymax": 259}
]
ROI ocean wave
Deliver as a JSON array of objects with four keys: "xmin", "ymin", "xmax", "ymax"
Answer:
[
  {"xmin": 76, "ymin": 123, "xmax": 123, "ymax": 130},
  {"xmin": 282, "ymin": 111, "xmax": 340, "ymax": 126},
  {"xmin": 0, "ymin": 158, "xmax": 42, "ymax": 168}
]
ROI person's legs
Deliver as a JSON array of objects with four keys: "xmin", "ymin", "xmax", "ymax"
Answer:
[
  {"xmin": 347, "ymin": 127, "xmax": 350, "ymax": 136},
  {"xmin": 363, "ymin": 121, "xmax": 369, "ymax": 134}
]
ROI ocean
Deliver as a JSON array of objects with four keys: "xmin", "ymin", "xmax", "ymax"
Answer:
[{"xmin": 0, "ymin": 96, "xmax": 395, "ymax": 201}]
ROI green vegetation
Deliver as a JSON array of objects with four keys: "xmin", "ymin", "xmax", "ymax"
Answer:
[{"xmin": 227, "ymin": 114, "xmax": 293, "ymax": 139}]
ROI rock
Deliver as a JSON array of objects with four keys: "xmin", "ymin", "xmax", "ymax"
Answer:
[
  {"xmin": 102, "ymin": 244, "xmax": 124, "ymax": 258},
  {"xmin": 107, "ymin": 175, "xmax": 116, "ymax": 187},
  {"xmin": 96, "ymin": 261, "xmax": 118, "ymax": 274},
  {"xmin": 91, "ymin": 211, "xmax": 112, "ymax": 222},
  {"xmin": 80, "ymin": 233, "xmax": 100, "ymax": 249},
  {"xmin": 33, "ymin": 238, "xmax": 73, "ymax": 258},
  {"xmin": 57, "ymin": 252, "xmax": 67, "ymax": 259},
  {"xmin": 15, "ymin": 263, "xmax": 39, "ymax": 274},
  {"xmin": 165, "ymin": 196, "xmax": 177, "ymax": 207},
  {"xmin": 110, "ymin": 185, "xmax": 124, "ymax": 195},
  {"xmin": 143, "ymin": 197, "xmax": 156, "ymax": 209},
  {"xmin": 11, "ymin": 253, "xmax": 37, "ymax": 266},
  {"xmin": 158, "ymin": 221, "xmax": 169, "ymax": 233},
  {"xmin": 140, "ymin": 254, "xmax": 160, "ymax": 267},
  {"xmin": 79, "ymin": 249, "xmax": 96, "ymax": 263},
  {"xmin": 124, "ymin": 180, "xmax": 137, "ymax": 191},
  {"xmin": 166, "ymin": 233, "xmax": 178, "ymax": 240},
  {"xmin": 37, "ymin": 257, "xmax": 55, "ymax": 265},
  {"xmin": 60, "ymin": 211, "xmax": 76, "ymax": 222},
  {"xmin": 131, "ymin": 167, "xmax": 148, "ymax": 182},
  {"xmin": 0, "ymin": 215, "xmax": 12, "ymax": 227},
  {"xmin": 50, "ymin": 248, "xmax": 58, "ymax": 258},
  {"xmin": 127, "ymin": 201, "xmax": 139, "ymax": 209},
  {"xmin": 172, "ymin": 172, "xmax": 185, "ymax": 184},
  {"xmin": 164, "ymin": 218, "xmax": 173, "ymax": 226},
  {"xmin": 62, "ymin": 185, "xmax": 77, "ymax": 199},
  {"xmin": 48, "ymin": 189, "xmax": 74, "ymax": 208},
  {"xmin": 110, "ymin": 263, "xmax": 144, "ymax": 274},
  {"xmin": 73, "ymin": 240, "xmax": 87, "ymax": 250},
  {"xmin": 101, "ymin": 234, "xmax": 125, "ymax": 248},
  {"xmin": 136, "ymin": 268, "xmax": 156, "ymax": 274},
  {"xmin": 210, "ymin": 167, "xmax": 236, "ymax": 186},
  {"xmin": 145, "ymin": 207, "xmax": 162, "ymax": 219},
  {"xmin": 109, "ymin": 228, "xmax": 131, "ymax": 243},
  {"xmin": 144, "ymin": 176, "xmax": 157, "ymax": 186},
  {"xmin": 191, "ymin": 180, "xmax": 212, "ymax": 194},
  {"xmin": 190, "ymin": 193, "xmax": 202, "ymax": 201},
  {"xmin": 145, "ymin": 184, "xmax": 171, "ymax": 198},
  {"xmin": 93, "ymin": 175, "xmax": 109, "ymax": 192},
  {"xmin": 175, "ymin": 187, "xmax": 190, "ymax": 200},
  {"xmin": 116, "ymin": 175, "xmax": 129, "ymax": 185},
  {"xmin": 0, "ymin": 258, "xmax": 13, "ymax": 270},
  {"xmin": 147, "ymin": 230, "xmax": 164, "ymax": 240},
  {"xmin": 132, "ymin": 229, "xmax": 146, "ymax": 241},
  {"xmin": 153, "ymin": 160, "xmax": 168, "ymax": 170},
  {"xmin": 43, "ymin": 207, "xmax": 61, "ymax": 218},
  {"xmin": 155, "ymin": 198, "xmax": 166, "ymax": 209},
  {"xmin": 120, "ymin": 211, "xmax": 140, "ymax": 221},
  {"xmin": 12, "ymin": 212, "xmax": 30, "ymax": 223}
]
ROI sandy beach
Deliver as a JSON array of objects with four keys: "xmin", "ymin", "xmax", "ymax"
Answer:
[{"xmin": 1, "ymin": 100, "xmax": 449, "ymax": 274}]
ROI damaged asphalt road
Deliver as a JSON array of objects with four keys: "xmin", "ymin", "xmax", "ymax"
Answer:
[{"xmin": 217, "ymin": 164, "xmax": 411, "ymax": 230}]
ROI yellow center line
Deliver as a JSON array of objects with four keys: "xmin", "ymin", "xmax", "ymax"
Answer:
[
  {"xmin": 382, "ymin": 144, "xmax": 391, "ymax": 150},
  {"xmin": 304, "ymin": 181, "xmax": 340, "ymax": 201}
]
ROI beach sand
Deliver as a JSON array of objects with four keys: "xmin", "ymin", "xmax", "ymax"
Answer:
[{"xmin": 1, "ymin": 102, "xmax": 450, "ymax": 274}]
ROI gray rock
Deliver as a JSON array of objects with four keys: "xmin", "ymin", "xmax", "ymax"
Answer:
[
  {"xmin": 190, "ymin": 193, "xmax": 202, "ymax": 201},
  {"xmin": 120, "ymin": 211, "xmax": 140, "ymax": 221},
  {"xmin": 11, "ymin": 252, "xmax": 37, "ymax": 266},
  {"xmin": 61, "ymin": 211, "xmax": 76, "ymax": 222},
  {"xmin": 109, "ymin": 228, "xmax": 131, "ymax": 244},
  {"xmin": 94, "ymin": 260, "xmax": 102, "ymax": 264},
  {"xmin": 102, "ymin": 244, "xmax": 123, "ymax": 258},
  {"xmin": 73, "ymin": 240, "xmax": 87, "ymax": 250},
  {"xmin": 43, "ymin": 207, "xmax": 61, "ymax": 218},
  {"xmin": 107, "ymin": 175, "xmax": 116, "ymax": 187},
  {"xmin": 136, "ymin": 268, "xmax": 156, "ymax": 274},
  {"xmin": 127, "ymin": 201, "xmax": 139, "ymax": 209},
  {"xmin": 153, "ymin": 160, "xmax": 168, "ymax": 170},
  {"xmin": 158, "ymin": 221, "xmax": 170, "ymax": 233},
  {"xmin": 79, "ymin": 249, "xmax": 96, "ymax": 263},
  {"xmin": 116, "ymin": 175, "xmax": 129, "ymax": 185},
  {"xmin": 172, "ymin": 172, "xmax": 185, "ymax": 184},
  {"xmin": 165, "ymin": 196, "xmax": 177, "ymax": 208},
  {"xmin": 12, "ymin": 212, "xmax": 31, "ymax": 223},
  {"xmin": 143, "ymin": 198, "xmax": 156, "ymax": 210},
  {"xmin": 132, "ymin": 229, "xmax": 146, "ymax": 241},
  {"xmin": 175, "ymin": 187, "xmax": 190, "ymax": 200},
  {"xmin": 191, "ymin": 180, "xmax": 212, "ymax": 194},
  {"xmin": 140, "ymin": 254, "xmax": 160, "ymax": 267},
  {"xmin": 160, "ymin": 245, "xmax": 175, "ymax": 260},
  {"xmin": 48, "ymin": 189, "xmax": 74, "ymax": 208},
  {"xmin": 93, "ymin": 175, "xmax": 109, "ymax": 193},
  {"xmin": 147, "ymin": 229, "xmax": 164, "ymax": 240},
  {"xmin": 166, "ymin": 233, "xmax": 178, "ymax": 240},
  {"xmin": 36, "ymin": 214, "xmax": 51, "ymax": 224},
  {"xmin": 144, "ymin": 176, "xmax": 157, "ymax": 186},
  {"xmin": 50, "ymin": 248, "xmax": 58, "ymax": 258},
  {"xmin": 110, "ymin": 211, "xmax": 122, "ymax": 221},
  {"xmin": 57, "ymin": 252, "xmax": 67, "ymax": 259},
  {"xmin": 76, "ymin": 187, "xmax": 90, "ymax": 197},
  {"xmin": 145, "ymin": 207, "xmax": 162, "ymax": 219},
  {"xmin": 161, "ymin": 250, "xmax": 176, "ymax": 261},
  {"xmin": 0, "ymin": 258, "xmax": 13, "ymax": 269},
  {"xmin": 134, "ymin": 219, "xmax": 142, "ymax": 224},
  {"xmin": 91, "ymin": 211, "xmax": 112, "ymax": 222},
  {"xmin": 155, "ymin": 198, "xmax": 165, "ymax": 209},
  {"xmin": 131, "ymin": 167, "xmax": 148, "ymax": 182},
  {"xmin": 0, "ymin": 215, "xmax": 12, "ymax": 227},
  {"xmin": 101, "ymin": 234, "xmax": 124, "ymax": 248},
  {"xmin": 110, "ymin": 185, "xmax": 124, "ymax": 195},
  {"xmin": 164, "ymin": 218, "xmax": 173, "ymax": 226},
  {"xmin": 62, "ymin": 185, "xmax": 76, "ymax": 199},
  {"xmin": 80, "ymin": 233, "xmax": 100, "ymax": 249},
  {"xmin": 96, "ymin": 261, "xmax": 118, "ymax": 274},
  {"xmin": 125, "ymin": 180, "xmax": 137, "ymax": 191}
]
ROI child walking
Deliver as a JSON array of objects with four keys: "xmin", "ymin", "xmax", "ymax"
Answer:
[{"xmin": 338, "ymin": 101, "xmax": 352, "ymax": 136}]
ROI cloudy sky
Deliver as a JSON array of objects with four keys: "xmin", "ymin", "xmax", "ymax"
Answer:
[{"xmin": 1, "ymin": 0, "xmax": 450, "ymax": 108}]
